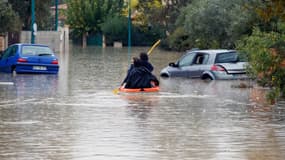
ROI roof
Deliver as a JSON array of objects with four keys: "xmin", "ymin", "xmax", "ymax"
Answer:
[
  {"xmin": 13, "ymin": 43, "xmax": 49, "ymax": 47},
  {"xmin": 190, "ymin": 49, "xmax": 236, "ymax": 54}
]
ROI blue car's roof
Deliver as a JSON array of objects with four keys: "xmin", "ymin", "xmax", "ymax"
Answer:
[{"xmin": 14, "ymin": 43, "xmax": 49, "ymax": 47}]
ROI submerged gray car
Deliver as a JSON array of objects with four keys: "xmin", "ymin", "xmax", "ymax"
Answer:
[{"xmin": 160, "ymin": 49, "xmax": 248, "ymax": 80}]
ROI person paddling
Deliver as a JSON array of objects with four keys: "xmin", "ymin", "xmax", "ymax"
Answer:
[
  {"xmin": 139, "ymin": 52, "xmax": 153, "ymax": 72},
  {"xmin": 122, "ymin": 57, "xmax": 159, "ymax": 89}
]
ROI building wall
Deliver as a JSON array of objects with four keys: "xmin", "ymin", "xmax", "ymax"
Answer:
[
  {"xmin": 0, "ymin": 35, "xmax": 8, "ymax": 52},
  {"xmin": 0, "ymin": 27, "xmax": 69, "ymax": 53},
  {"xmin": 0, "ymin": 36, "xmax": 5, "ymax": 52},
  {"xmin": 20, "ymin": 31, "xmax": 62, "ymax": 52}
]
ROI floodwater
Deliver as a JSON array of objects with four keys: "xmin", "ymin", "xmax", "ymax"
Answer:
[{"xmin": 0, "ymin": 45, "xmax": 285, "ymax": 160}]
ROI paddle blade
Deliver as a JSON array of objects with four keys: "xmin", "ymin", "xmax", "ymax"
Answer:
[
  {"xmin": 112, "ymin": 88, "xmax": 119, "ymax": 94},
  {"xmin": 147, "ymin": 39, "xmax": 161, "ymax": 55}
]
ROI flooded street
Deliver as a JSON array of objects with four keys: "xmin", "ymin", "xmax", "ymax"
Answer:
[{"xmin": 0, "ymin": 45, "xmax": 285, "ymax": 160}]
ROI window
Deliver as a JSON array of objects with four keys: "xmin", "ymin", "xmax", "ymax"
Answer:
[
  {"xmin": 193, "ymin": 54, "xmax": 209, "ymax": 65},
  {"xmin": 9, "ymin": 46, "xmax": 18, "ymax": 57},
  {"xmin": 22, "ymin": 46, "xmax": 53, "ymax": 56},
  {"xmin": 1, "ymin": 47, "xmax": 12, "ymax": 60},
  {"xmin": 0, "ymin": 45, "xmax": 17, "ymax": 60},
  {"xmin": 179, "ymin": 52, "xmax": 196, "ymax": 67},
  {"xmin": 215, "ymin": 52, "xmax": 239, "ymax": 63}
]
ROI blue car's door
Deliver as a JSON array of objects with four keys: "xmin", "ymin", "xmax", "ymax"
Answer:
[
  {"xmin": 0, "ymin": 47, "xmax": 12, "ymax": 72},
  {"xmin": 0, "ymin": 45, "xmax": 18, "ymax": 72}
]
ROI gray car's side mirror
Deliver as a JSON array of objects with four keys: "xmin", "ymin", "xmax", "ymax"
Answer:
[{"xmin": 169, "ymin": 62, "xmax": 178, "ymax": 67}]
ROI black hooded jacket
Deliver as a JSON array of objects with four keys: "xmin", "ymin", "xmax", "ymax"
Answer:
[
  {"xmin": 123, "ymin": 66, "xmax": 159, "ymax": 89},
  {"xmin": 139, "ymin": 52, "xmax": 153, "ymax": 72},
  {"xmin": 140, "ymin": 60, "xmax": 153, "ymax": 72}
]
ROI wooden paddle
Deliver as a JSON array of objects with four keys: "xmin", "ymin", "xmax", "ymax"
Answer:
[
  {"xmin": 147, "ymin": 39, "xmax": 161, "ymax": 55},
  {"xmin": 113, "ymin": 39, "xmax": 161, "ymax": 94}
]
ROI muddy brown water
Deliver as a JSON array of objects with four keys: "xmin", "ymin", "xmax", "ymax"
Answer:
[{"xmin": 0, "ymin": 45, "xmax": 284, "ymax": 160}]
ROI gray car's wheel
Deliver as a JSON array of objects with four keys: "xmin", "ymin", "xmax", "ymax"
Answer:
[
  {"xmin": 160, "ymin": 73, "xmax": 170, "ymax": 78},
  {"xmin": 202, "ymin": 74, "xmax": 213, "ymax": 81}
]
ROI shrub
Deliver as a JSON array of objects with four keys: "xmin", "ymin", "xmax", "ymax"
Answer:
[
  {"xmin": 167, "ymin": 27, "xmax": 192, "ymax": 51},
  {"xmin": 237, "ymin": 27, "xmax": 285, "ymax": 102}
]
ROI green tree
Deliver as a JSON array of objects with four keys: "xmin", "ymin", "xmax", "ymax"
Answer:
[
  {"xmin": 244, "ymin": 0, "xmax": 285, "ymax": 33},
  {"xmin": 134, "ymin": 0, "xmax": 163, "ymax": 26},
  {"xmin": 8, "ymin": 0, "xmax": 53, "ymax": 30},
  {"xmin": 251, "ymin": 0, "xmax": 285, "ymax": 22},
  {"xmin": 101, "ymin": 16, "xmax": 128, "ymax": 44},
  {"xmin": 65, "ymin": 0, "xmax": 124, "ymax": 48},
  {"xmin": 135, "ymin": 0, "xmax": 191, "ymax": 37},
  {"xmin": 0, "ymin": 1, "xmax": 21, "ymax": 34},
  {"xmin": 166, "ymin": 27, "xmax": 190, "ymax": 51},
  {"xmin": 174, "ymin": 0, "xmax": 255, "ymax": 49},
  {"xmin": 236, "ymin": 0, "xmax": 285, "ymax": 102},
  {"xmin": 160, "ymin": 0, "xmax": 192, "ymax": 35}
]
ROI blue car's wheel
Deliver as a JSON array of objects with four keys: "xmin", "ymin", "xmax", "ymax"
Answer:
[{"xmin": 11, "ymin": 65, "xmax": 16, "ymax": 73}]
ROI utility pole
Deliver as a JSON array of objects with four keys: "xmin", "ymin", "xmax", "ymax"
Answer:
[
  {"xmin": 31, "ymin": 0, "xmax": 35, "ymax": 44},
  {"xmin": 55, "ymin": 0, "xmax": 58, "ymax": 31},
  {"xmin": 128, "ymin": 0, "xmax": 131, "ymax": 64}
]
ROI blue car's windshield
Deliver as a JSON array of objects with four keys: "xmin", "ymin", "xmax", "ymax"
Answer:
[{"xmin": 22, "ymin": 46, "xmax": 53, "ymax": 56}]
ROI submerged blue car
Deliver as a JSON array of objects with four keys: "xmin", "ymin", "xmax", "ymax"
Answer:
[{"xmin": 0, "ymin": 43, "xmax": 59, "ymax": 74}]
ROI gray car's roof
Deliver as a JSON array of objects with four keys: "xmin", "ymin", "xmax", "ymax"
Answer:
[{"xmin": 190, "ymin": 49, "xmax": 236, "ymax": 54}]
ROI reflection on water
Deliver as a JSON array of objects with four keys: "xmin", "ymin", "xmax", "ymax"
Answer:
[{"xmin": 0, "ymin": 45, "xmax": 284, "ymax": 160}]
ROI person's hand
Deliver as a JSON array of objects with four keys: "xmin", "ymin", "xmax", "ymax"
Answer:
[{"xmin": 150, "ymin": 81, "xmax": 155, "ymax": 87}]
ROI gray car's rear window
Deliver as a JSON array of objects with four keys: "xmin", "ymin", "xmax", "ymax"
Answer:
[{"xmin": 215, "ymin": 52, "xmax": 242, "ymax": 63}]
